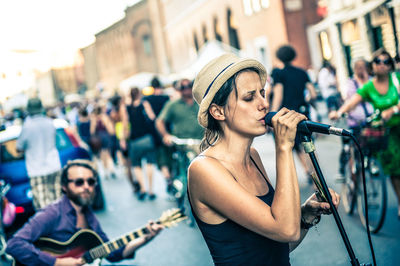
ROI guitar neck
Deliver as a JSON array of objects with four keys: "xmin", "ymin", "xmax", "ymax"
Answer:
[{"xmin": 86, "ymin": 222, "xmax": 158, "ymax": 261}]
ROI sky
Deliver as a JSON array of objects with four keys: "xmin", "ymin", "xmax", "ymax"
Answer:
[
  {"xmin": 0, "ymin": 0, "xmax": 140, "ymax": 102},
  {"xmin": 0, "ymin": 0, "xmax": 141, "ymax": 68}
]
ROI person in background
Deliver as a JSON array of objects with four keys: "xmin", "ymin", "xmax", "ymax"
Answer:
[
  {"xmin": 318, "ymin": 60, "xmax": 341, "ymax": 112},
  {"xmin": 77, "ymin": 106, "xmax": 91, "ymax": 147},
  {"xmin": 156, "ymin": 79, "xmax": 204, "ymax": 146},
  {"xmin": 188, "ymin": 53, "xmax": 339, "ymax": 265},
  {"xmin": 121, "ymin": 88, "xmax": 157, "ymax": 200},
  {"xmin": 17, "ymin": 98, "xmax": 62, "ymax": 210},
  {"xmin": 90, "ymin": 104, "xmax": 116, "ymax": 179},
  {"xmin": 110, "ymin": 94, "xmax": 139, "ymax": 193},
  {"xmin": 143, "ymin": 77, "xmax": 174, "ymax": 191},
  {"xmin": 338, "ymin": 58, "xmax": 373, "ymax": 177},
  {"xmin": 6, "ymin": 159, "xmax": 162, "ymax": 265},
  {"xmin": 270, "ymin": 45, "xmax": 317, "ymax": 184},
  {"xmin": 394, "ymin": 54, "xmax": 400, "ymax": 72},
  {"xmin": 330, "ymin": 49, "xmax": 400, "ymax": 218}
]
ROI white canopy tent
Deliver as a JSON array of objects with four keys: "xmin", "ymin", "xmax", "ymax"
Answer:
[
  {"xmin": 119, "ymin": 72, "xmax": 172, "ymax": 94},
  {"xmin": 178, "ymin": 40, "xmax": 240, "ymax": 79}
]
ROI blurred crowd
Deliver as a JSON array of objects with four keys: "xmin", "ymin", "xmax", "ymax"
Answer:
[{"xmin": 0, "ymin": 76, "xmax": 202, "ymax": 203}]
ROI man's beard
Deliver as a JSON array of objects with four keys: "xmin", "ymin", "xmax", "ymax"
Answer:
[{"xmin": 66, "ymin": 189, "xmax": 95, "ymax": 207}]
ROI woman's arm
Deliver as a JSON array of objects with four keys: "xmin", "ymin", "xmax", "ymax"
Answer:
[
  {"xmin": 143, "ymin": 100, "xmax": 156, "ymax": 121},
  {"xmin": 289, "ymin": 189, "xmax": 340, "ymax": 252},
  {"xmin": 101, "ymin": 114, "xmax": 115, "ymax": 135},
  {"xmin": 329, "ymin": 93, "xmax": 363, "ymax": 120},
  {"xmin": 306, "ymin": 82, "xmax": 317, "ymax": 100},
  {"xmin": 90, "ymin": 116, "xmax": 97, "ymax": 135}
]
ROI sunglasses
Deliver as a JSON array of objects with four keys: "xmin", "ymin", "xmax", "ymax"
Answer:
[
  {"xmin": 373, "ymin": 58, "xmax": 391, "ymax": 66},
  {"xmin": 68, "ymin": 177, "xmax": 97, "ymax": 187},
  {"xmin": 180, "ymin": 84, "xmax": 192, "ymax": 90}
]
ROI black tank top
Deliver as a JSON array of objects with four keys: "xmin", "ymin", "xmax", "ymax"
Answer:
[
  {"xmin": 190, "ymin": 156, "xmax": 290, "ymax": 266},
  {"xmin": 126, "ymin": 104, "xmax": 152, "ymax": 140}
]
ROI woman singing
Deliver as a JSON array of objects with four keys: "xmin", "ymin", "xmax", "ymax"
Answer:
[{"xmin": 188, "ymin": 54, "xmax": 339, "ymax": 265}]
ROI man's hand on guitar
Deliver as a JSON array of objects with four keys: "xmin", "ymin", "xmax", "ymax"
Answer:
[
  {"xmin": 144, "ymin": 220, "xmax": 163, "ymax": 243},
  {"xmin": 55, "ymin": 257, "xmax": 84, "ymax": 266}
]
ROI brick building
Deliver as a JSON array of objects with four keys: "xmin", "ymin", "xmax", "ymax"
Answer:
[{"xmin": 82, "ymin": 0, "xmax": 321, "ymax": 93}]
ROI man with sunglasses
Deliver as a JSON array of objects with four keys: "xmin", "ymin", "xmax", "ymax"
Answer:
[{"xmin": 6, "ymin": 159, "xmax": 163, "ymax": 266}]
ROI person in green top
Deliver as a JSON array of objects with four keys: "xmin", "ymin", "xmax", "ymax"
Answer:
[
  {"xmin": 156, "ymin": 78, "xmax": 204, "ymax": 143},
  {"xmin": 330, "ymin": 49, "xmax": 400, "ymax": 218},
  {"xmin": 156, "ymin": 78, "xmax": 204, "ymax": 191}
]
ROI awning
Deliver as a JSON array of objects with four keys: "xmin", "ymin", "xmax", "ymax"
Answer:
[{"xmin": 309, "ymin": 0, "xmax": 386, "ymax": 32}]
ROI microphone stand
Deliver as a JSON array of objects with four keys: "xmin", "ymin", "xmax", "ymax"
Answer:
[{"xmin": 301, "ymin": 134, "xmax": 369, "ymax": 266}]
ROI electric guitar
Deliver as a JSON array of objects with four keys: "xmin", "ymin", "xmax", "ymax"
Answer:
[{"xmin": 13, "ymin": 208, "xmax": 187, "ymax": 266}]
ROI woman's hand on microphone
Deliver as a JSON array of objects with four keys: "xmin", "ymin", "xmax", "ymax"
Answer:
[{"xmin": 271, "ymin": 108, "xmax": 307, "ymax": 151}]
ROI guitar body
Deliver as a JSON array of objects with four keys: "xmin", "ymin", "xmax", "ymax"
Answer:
[
  {"xmin": 13, "ymin": 229, "xmax": 104, "ymax": 266},
  {"xmin": 35, "ymin": 229, "xmax": 103, "ymax": 258},
  {"xmin": 12, "ymin": 208, "xmax": 186, "ymax": 266}
]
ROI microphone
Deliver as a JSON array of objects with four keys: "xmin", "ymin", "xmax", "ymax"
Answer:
[{"xmin": 264, "ymin": 112, "xmax": 352, "ymax": 137}]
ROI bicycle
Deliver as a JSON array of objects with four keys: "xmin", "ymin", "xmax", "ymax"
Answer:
[
  {"xmin": 339, "ymin": 111, "xmax": 388, "ymax": 233},
  {"xmin": 169, "ymin": 137, "xmax": 200, "ymax": 226}
]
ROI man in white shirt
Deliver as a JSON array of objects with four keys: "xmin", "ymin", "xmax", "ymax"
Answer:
[{"xmin": 17, "ymin": 98, "xmax": 62, "ymax": 210}]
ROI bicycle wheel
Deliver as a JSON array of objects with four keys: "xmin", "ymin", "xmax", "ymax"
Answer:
[
  {"xmin": 341, "ymin": 148, "xmax": 358, "ymax": 214},
  {"xmin": 357, "ymin": 157, "xmax": 387, "ymax": 234}
]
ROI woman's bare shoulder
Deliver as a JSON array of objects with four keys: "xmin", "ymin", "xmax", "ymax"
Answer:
[{"xmin": 189, "ymin": 155, "xmax": 226, "ymax": 176}]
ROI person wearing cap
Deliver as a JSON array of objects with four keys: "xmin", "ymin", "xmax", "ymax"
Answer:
[
  {"xmin": 156, "ymin": 78, "xmax": 204, "ymax": 145},
  {"xmin": 16, "ymin": 98, "xmax": 62, "ymax": 210},
  {"xmin": 155, "ymin": 79, "xmax": 203, "ymax": 193},
  {"xmin": 6, "ymin": 159, "xmax": 163, "ymax": 265},
  {"xmin": 188, "ymin": 54, "xmax": 339, "ymax": 265},
  {"xmin": 270, "ymin": 45, "xmax": 318, "ymax": 185}
]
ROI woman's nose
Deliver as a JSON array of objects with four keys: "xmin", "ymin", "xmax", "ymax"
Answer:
[{"xmin": 258, "ymin": 96, "xmax": 269, "ymax": 111}]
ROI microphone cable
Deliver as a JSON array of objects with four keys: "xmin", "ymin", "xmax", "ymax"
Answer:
[{"xmin": 349, "ymin": 133, "xmax": 377, "ymax": 266}]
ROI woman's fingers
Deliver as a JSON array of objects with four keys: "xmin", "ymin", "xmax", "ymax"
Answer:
[
  {"xmin": 273, "ymin": 109, "xmax": 306, "ymax": 131},
  {"xmin": 315, "ymin": 189, "xmax": 340, "ymax": 215}
]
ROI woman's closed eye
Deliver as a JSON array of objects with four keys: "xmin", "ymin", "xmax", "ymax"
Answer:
[{"xmin": 243, "ymin": 89, "xmax": 265, "ymax": 102}]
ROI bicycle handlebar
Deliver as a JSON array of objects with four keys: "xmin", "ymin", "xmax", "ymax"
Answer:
[{"xmin": 170, "ymin": 137, "xmax": 201, "ymax": 146}]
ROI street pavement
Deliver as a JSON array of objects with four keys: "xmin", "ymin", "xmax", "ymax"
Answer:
[{"xmin": 97, "ymin": 132, "xmax": 400, "ymax": 266}]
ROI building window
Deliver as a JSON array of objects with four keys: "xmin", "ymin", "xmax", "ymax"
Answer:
[
  {"xmin": 214, "ymin": 17, "xmax": 223, "ymax": 42},
  {"xmin": 243, "ymin": 0, "xmax": 253, "ymax": 15},
  {"xmin": 202, "ymin": 24, "xmax": 208, "ymax": 44},
  {"xmin": 243, "ymin": 0, "xmax": 270, "ymax": 16},
  {"xmin": 142, "ymin": 34, "xmax": 152, "ymax": 56},
  {"xmin": 319, "ymin": 31, "xmax": 332, "ymax": 60},
  {"xmin": 227, "ymin": 9, "xmax": 240, "ymax": 49},
  {"xmin": 252, "ymin": 0, "xmax": 261, "ymax": 12},
  {"xmin": 193, "ymin": 32, "xmax": 199, "ymax": 52},
  {"xmin": 261, "ymin": 0, "xmax": 270, "ymax": 8}
]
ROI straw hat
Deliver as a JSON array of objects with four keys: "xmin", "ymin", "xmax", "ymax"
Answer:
[{"xmin": 192, "ymin": 53, "xmax": 267, "ymax": 128}]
